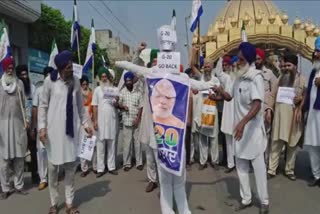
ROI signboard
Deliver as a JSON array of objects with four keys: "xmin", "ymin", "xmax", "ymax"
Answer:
[
  {"xmin": 73, "ymin": 63, "xmax": 83, "ymax": 79},
  {"xmin": 28, "ymin": 48, "xmax": 49, "ymax": 74},
  {"xmin": 157, "ymin": 52, "xmax": 180, "ymax": 74}
]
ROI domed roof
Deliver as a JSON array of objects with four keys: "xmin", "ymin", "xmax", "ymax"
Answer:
[{"xmin": 208, "ymin": 0, "xmax": 283, "ymax": 35}]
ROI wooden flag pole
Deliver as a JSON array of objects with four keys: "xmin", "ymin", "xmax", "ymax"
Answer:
[
  {"xmin": 92, "ymin": 54, "xmax": 95, "ymax": 88},
  {"xmin": 76, "ymin": 31, "xmax": 81, "ymax": 64},
  {"xmin": 197, "ymin": 18, "xmax": 200, "ymax": 65}
]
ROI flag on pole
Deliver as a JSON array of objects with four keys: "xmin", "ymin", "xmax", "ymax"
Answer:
[
  {"xmin": 71, "ymin": 0, "xmax": 80, "ymax": 51},
  {"xmin": 48, "ymin": 39, "xmax": 58, "ymax": 69},
  {"xmin": 83, "ymin": 19, "xmax": 96, "ymax": 73},
  {"xmin": 241, "ymin": 21, "xmax": 248, "ymax": 42},
  {"xmin": 171, "ymin": 9, "xmax": 176, "ymax": 30},
  {"xmin": 190, "ymin": 0, "xmax": 203, "ymax": 32},
  {"xmin": 0, "ymin": 19, "xmax": 11, "ymax": 76}
]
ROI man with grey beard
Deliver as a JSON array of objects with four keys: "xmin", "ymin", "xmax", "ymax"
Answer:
[
  {"xmin": 266, "ymin": 54, "xmax": 306, "ymax": 181},
  {"xmin": 304, "ymin": 37, "xmax": 320, "ymax": 187},
  {"xmin": 38, "ymin": 50, "xmax": 93, "ymax": 213},
  {"xmin": 0, "ymin": 57, "xmax": 28, "ymax": 200}
]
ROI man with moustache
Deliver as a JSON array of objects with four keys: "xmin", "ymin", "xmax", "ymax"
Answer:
[
  {"xmin": 304, "ymin": 37, "xmax": 320, "ymax": 187},
  {"xmin": 0, "ymin": 57, "xmax": 28, "ymax": 200},
  {"xmin": 92, "ymin": 66, "xmax": 118, "ymax": 178},
  {"xmin": 216, "ymin": 42, "xmax": 269, "ymax": 213},
  {"xmin": 16, "ymin": 64, "xmax": 39, "ymax": 184},
  {"xmin": 266, "ymin": 54, "xmax": 306, "ymax": 181},
  {"xmin": 38, "ymin": 51, "xmax": 93, "ymax": 213}
]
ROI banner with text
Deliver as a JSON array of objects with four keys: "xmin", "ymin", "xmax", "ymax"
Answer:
[{"xmin": 146, "ymin": 73, "xmax": 190, "ymax": 176}]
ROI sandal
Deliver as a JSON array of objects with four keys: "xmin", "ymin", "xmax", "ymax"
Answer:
[
  {"xmin": 65, "ymin": 206, "xmax": 80, "ymax": 214},
  {"xmin": 48, "ymin": 205, "xmax": 58, "ymax": 214}
]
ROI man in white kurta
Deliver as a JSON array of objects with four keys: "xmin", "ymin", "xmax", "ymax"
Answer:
[
  {"xmin": 38, "ymin": 51, "xmax": 92, "ymax": 213},
  {"xmin": 217, "ymin": 42, "xmax": 269, "ymax": 214},
  {"xmin": 92, "ymin": 66, "xmax": 118, "ymax": 178},
  {"xmin": 304, "ymin": 39, "xmax": 320, "ymax": 187},
  {"xmin": 0, "ymin": 57, "xmax": 28, "ymax": 200}
]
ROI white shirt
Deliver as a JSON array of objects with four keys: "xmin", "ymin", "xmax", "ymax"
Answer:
[
  {"xmin": 232, "ymin": 67, "xmax": 267, "ymax": 159},
  {"xmin": 92, "ymin": 85, "xmax": 118, "ymax": 141},
  {"xmin": 38, "ymin": 76, "xmax": 89, "ymax": 165}
]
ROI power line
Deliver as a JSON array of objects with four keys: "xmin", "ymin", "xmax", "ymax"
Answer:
[
  {"xmin": 88, "ymin": 1, "xmax": 135, "ymax": 45},
  {"xmin": 99, "ymin": 1, "xmax": 139, "ymax": 42}
]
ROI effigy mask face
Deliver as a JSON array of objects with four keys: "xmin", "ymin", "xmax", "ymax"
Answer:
[{"xmin": 157, "ymin": 25, "xmax": 177, "ymax": 52}]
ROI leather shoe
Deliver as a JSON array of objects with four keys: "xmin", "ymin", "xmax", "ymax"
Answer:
[
  {"xmin": 267, "ymin": 173, "xmax": 275, "ymax": 180},
  {"xmin": 136, "ymin": 165, "xmax": 144, "ymax": 171},
  {"xmin": 109, "ymin": 170, "xmax": 118, "ymax": 175},
  {"xmin": 0, "ymin": 192, "xmax": 11, "ymax": 200},
  {"xmin": 260, "ymin": 204, "xmax": 269, "ymax": 214},
  {"xmin": 286, "ymin": 174, "xmax": 296, "ymax": 181},
  {"xmin": 308, "ymin": 178, "xmax": 320, "ymax": 187},
  {"xmin": 145, "ymin": 182, "xmax": 158, "ymax": 193},
  {"xmin": 38, "ymin": 182, "xmax": 48, "ymax": 191},
  {"xmin": 96, "ymin": 172, "xmax": 105, "ymax": 178},
  {"xmin": 235, "ymin": 202, "xmax": 253, "ymax": 212},
  {"xmin": 80, "ymin": 171, "xmax": 90, "ymax": 177},
  {"xmin": 124, "ymin": 166, "xmax": 131, "ymax": 172},
  {"xmin": 225, "ymin": 167, "xmax": 235, "ymax": 173},
  {"xmin": 210, "ymin": 163, "xmax": 220, "ymax": 170},
  {"xmin": 199, "ymin": 163, "xmax": 207, "ymax": 171}
]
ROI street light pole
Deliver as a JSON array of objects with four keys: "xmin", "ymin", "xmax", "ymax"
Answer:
[{"xmin": 185, "ymin": 14, "xmax": 191, "ymax": 65}]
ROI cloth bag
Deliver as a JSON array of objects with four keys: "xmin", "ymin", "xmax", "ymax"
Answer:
[{"xmin": 201, "ymin": 98, "xmax": 217, "ymax": 128}]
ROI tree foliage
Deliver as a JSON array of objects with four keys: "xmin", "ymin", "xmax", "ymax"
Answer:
[{"xmin": 29, "ymin": 4, "xmax": 110, "ymax": 76}]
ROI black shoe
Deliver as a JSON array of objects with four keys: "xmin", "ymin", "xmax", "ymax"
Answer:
[
  {"xmin": 225, "ymin": 167, "xmax": 235, "ymax": 173},
  {"xmin": 286, "ymin": 174, "xmax": 296, "ymax": 181},
  {"xmin": 199, "ymin": 163, "xmax": 207, "ymax": 170},
  {"xmin": 235, "ymin": 202, "xmax": 253, "ymax": 212},
  {"xmin": 109, "ymin": 170, "xmax": 118, "ymax": 175},
  {"xmin": 136, "ymin": 165, "xmax": 144, "ymax": 171},
  {"xmin": 145, "ymin": 182, "xmax": 158, "ymax": 193},
  {"xmin": 308, "ymin": 178, "xmax": 320, "ymax": 187},
  {"xmin": 210, "ymin": 163, "xmax": 220, "ymax": 170},
  {"xmin": 80, "ymin": 170, "xmax": 90, "ymax": 177},
  {"xmin": 260, "ymin": 204, "xmax": 269, "ymax": 214},
  {"xmin": 267, "ymin": 173, "xmax": 275, "ymax": 180},
  {"xmin": 0, "ymin": 192, "xmax": 11, "ymax": 200},
  {"xmin": 124, "ymin": 166, "xmax": 131, "ymax": 172},
  {"xmin": 93, "ymin": 170, "xmax": 97, "ymax": 174},
  {"xmin": 96, "ymin": 172, "xmax": 105, "ymax": 178},
  {"xmin": 15, "ymin": 188, "xmax": 29, "ymax": 196}
]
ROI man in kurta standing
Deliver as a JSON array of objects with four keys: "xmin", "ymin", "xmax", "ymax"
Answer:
[
  {"xmin": 217, "ymin": 42, "xmax": 269, "ymax": 214},
  {"xmin": 38, "ymin": 51, "xmax": 92, "ymax": 214},
  {"xmin": 266, "ymin": 54, "xmax": 306, "ymax": 181},
  {"xmin": 92, "ymin": 66, "xmax": 118, "ymax": 178},
  {"xmin": 304, "ymin": 37, "xmax": 320, "ymax": 187},
  {"xmin": 0, "ymin": 57, "xmax": 28, "ymax": 200}
]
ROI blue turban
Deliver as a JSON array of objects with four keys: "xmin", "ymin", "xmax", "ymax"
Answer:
[
  {"xmin": 54, "ymin": 50, "xmax": 73, "ymax": 70},
  {"xmin": 315, "ymin": 37, "xmax": 320, "ymax": 50},
  {"xmin": 239, "ymin": 42, "xmax": 256, "ymax": 65},
  {"xmin": 124, "ymin": 71, "xmax": 134, "ymax": 81},
  {"xmin": 231, "ymin": 55, "xmax": 239, "ymax": 64}
]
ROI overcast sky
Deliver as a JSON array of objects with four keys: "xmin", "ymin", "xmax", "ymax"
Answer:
[{"xmin": 45, "ymin": 0, "xmax": 320, "ymax": 74}]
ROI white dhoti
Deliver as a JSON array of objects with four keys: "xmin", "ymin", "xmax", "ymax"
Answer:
[
  {"xmin": 122, "ymin": 126, "xmax": 142, "ymax": 168},
  {"xmin": 225, "ymin": 134, "xmax": 235, "ymax": 168},
  {"xmin": 236, "ymin": 153, "xmax": 269, "ymax": 206},
  {"xmin": 97, "ymin": 139, "xmax": 116, "ymax": 172},
  {"xmin": 158, "ymin": 165, "xmax": 191, "ymax": 214},
  {"xmin": 0, "ymin": 157, "xmax": 25, "ymax": 192},
  {"xmin": 48, "ymin": 161, "xmax": 78, "ymax": 206},
  {"xmin": 146, "ymin": 145, "xmax": 158, "ymax": 183},
  {"xmin": 37, "ymin": 147, "xmax": 48, "ymax": 183}
]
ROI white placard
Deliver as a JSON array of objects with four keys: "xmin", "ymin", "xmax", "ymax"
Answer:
[
  {"xmin": 103, "ymin": 87, "xmax": 119, "ymax": 100},
  {"xmin": 276, "ymin": 87, "xmax": 295, "ymax": 105},
  {"xmin": 78, "ymin": 135, "xmax": 96, "ymax": 161},
  {"xmin": 73, "ymin": 63, "xmax": 83, "ymax": 79},
  {"xmin": 157, "ymin": 52, "xmax": 180, "ymax": 74},
  {"xmin": 157, "ymin": 26, "xmax": 177, "ymax": 43}
]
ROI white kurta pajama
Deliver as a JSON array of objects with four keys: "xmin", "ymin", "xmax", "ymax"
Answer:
[
  {"xmin": 33, "ymin": 86, "xmax": 48, "ymax": 183},
  {"xmin": 215, "ymin": 63, "xmax": 236, "ymax": 169},
  {"xmin": 231, "ymin": 65, "xmax": 269, "ymax": 206},
  {"xmin": 0, "ymin": 79, "xmax": 28, "ymax": 193},
  {"xmin": 305, "ymin": 70, "xmax": 320, "ymax": 179},
  {"xmin": 38, "ymin": 76, "xmax": 89, "ymax": 206},
  {"xmin": 115, "ymin": 61, "xmax": 219, "ymax": 214},
  {"xmin": 92, "ymin": 85, "xmax": 118, "ymax": 173}
]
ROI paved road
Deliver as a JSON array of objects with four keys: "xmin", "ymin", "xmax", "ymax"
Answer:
[{"xmin": 1, "ymin": 149, "xmax": 320, "ymax": 214}]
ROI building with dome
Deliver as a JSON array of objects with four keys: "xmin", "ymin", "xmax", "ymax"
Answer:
[{"xmin": 194, "ymin": 0, "xmax": 319, "ymax": 71}]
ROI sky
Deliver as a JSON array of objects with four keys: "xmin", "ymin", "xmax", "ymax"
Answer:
[{"xmin": 44, "ymin": 0, "xmax": 320, "ymax": 74}]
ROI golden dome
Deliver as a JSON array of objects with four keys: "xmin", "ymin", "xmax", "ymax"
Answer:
[{"xmin": 208, "ymin": 0, "xmax": 282, "ymax": 35}]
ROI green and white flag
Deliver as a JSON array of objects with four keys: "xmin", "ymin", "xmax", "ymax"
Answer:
[
  {"xmin": 0, "ymin": 19, "xmax": 11, "ymax": 62},
  {"xmin": 48, "ymin": 39, "xmax": 58, "ymax": 69},
  {"xmin": 241, "ymin": 21, "xmax": 247, "ymax": 42}
]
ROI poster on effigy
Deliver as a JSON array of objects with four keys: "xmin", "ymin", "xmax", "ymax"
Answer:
[{"xmin": 146, "ymin": 72, "xmax": 190, "ymax": 176}]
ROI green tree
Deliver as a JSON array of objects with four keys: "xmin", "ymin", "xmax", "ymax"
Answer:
[{"xmin": 29, "ymin": 4, "xmax": 109, "ymax": 76}]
